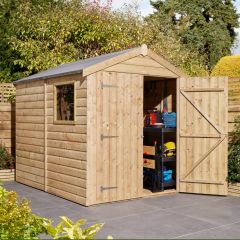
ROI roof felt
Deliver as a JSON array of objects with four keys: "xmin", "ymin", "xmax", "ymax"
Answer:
[{"xmin": 14, "ymin": 48, "xmax": 134, "ymax": 84}]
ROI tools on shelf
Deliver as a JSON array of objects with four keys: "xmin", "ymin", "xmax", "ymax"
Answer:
[{"xmin": 143, "ymin": 127, "xmax": 176, "ymax": 192}]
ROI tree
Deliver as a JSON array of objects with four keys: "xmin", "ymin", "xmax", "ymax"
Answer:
[{"xmin": 150, "ymin": 0, "xmax": 239, "ymax": 70}]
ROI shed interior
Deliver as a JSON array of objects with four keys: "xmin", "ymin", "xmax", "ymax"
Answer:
[{"xmin": 143, "ymin": 76, "xmax": 177, "ymax": 196}]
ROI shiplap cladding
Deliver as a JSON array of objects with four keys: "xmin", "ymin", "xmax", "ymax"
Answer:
[
  {"xmin": 46, "ymin": 74, "xmax": 87, "ymax": 205},
  {"xmin": 16, "ymin": 80, "xmax": 45, "ymax": 190}
]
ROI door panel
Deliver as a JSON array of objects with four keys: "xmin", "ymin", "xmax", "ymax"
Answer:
[
  {"xmin": 96, "ymin": 72, "xmax": 143, "ymax": 203},
  {"xmin": 178, "ymin": 77, "xmax": 228, "ymax": 195}
]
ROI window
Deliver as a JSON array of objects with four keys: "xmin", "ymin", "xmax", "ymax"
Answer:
[{"xmin": 54, "ymin": 82, "xmax": 75, "ymax": 124}]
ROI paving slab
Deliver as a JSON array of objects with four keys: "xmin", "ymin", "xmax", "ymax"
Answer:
[{"xmin": 3, "ymin": 181, "xmax": 240, "ymax": 239}]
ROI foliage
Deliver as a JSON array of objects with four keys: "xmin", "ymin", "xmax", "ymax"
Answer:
[
  {"xmin": 43, "ymin": 216, "xmax": 105, "ymax": 239},
  {"xmin": 0, "ymin": 0, "xmax": 211, "ymax": 81},
  {"xmin": 211, "ymin": 55, "xmax": 240, "ymax": 77},
  {"xmin": 0, "ymin": 145, "xmax": 15, "ymax": 170},
  {"xmin": 0, "ymin": 185, "xmax": 47, "ymax": 239},
  {"xmin": 144, "ymin": 15, "xmax": 209, "ymax": 76},
  {"xmin": 228, "ymin": 117, "xmax": 240, "ymax": 183},
  {"xmin": 150, "ymin": 0, "xmax": 239, "ymax": 70}
]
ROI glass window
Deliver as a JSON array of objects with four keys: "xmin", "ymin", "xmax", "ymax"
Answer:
[{"xmin": 55, "ymin": 83, "xmax": 75, "ymax": 122}]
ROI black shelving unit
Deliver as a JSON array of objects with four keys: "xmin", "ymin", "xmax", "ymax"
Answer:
[{"xmin": 143, "ymin": 127, "xmax": 176, "ymax": 192}]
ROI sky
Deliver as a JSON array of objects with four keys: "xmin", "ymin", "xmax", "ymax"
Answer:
[{"xmin": 107, "ymin": 0, "xmax": 240, "ymax": 54}]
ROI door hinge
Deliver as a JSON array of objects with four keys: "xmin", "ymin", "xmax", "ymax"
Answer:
[
  {"xmin": 101, "ymin": 83, "xmax": 118, "ymax": 89},
  {"xmin": 101, "ymin": 134, "xmax": 119, "ymax": 141},
  {"xmin": 100, "ymin": 186, "xmax": 118, "ymax": 192}
]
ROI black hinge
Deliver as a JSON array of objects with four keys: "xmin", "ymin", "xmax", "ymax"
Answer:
[
  {"xmin": 101, "ymin": 83, "xmax": 118, "ymax": 89},
  {"xmin": 101, "ymin": 134, "xmax": 119, "ymax": 141},
  {"xmin": 100, "ymin": 186, "xmax": 118, "ymax": 192}
]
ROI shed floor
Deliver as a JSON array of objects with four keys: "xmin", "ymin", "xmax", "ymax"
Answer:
[{"xmin": 4, "ymin": 181, "xmax": 240, "ymax": 239}]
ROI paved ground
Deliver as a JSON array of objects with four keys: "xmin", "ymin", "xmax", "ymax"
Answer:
[{"xmin": 4, "ymin": 181, "xmax": 240, "ymax": 239}]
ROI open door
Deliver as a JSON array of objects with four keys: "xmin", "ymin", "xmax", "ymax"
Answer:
[{"xmin": 177, "ymin": 77, "xmax": 228, "ymax": 195}]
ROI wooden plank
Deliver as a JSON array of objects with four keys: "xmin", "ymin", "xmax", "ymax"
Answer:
[
  {"xmin": 47, "ymin": 163, "xmax": 86, "ymax": 179},
  {"xmin": 47, "ymin": 178, "xmax": 86, "ymax": 197},
  {"xmin": 109, "ymin": 72, "xmax": 117, "ymax": 202},
  {"xmin": 16, "ymin": 176, "xmax": 44, "ymax": 190},
  {"xmin": 16, "ymin": 143, "xmax": 44, "ymax": 154},
  {"xmin": 17, "ymin": 123, "xmax": 44, "ymax": 131},
  {"xmin": 130, "ymin": 74, "xmax": 139, "ymax": 198},
  {"xmin": 95, "ymin": 72, "xmax": 103, "ymax": 203},
  {"xmin": 86, "ymin": 73, "xmax": 97, "ymax": 205},
  {"xmin": 47, "ymin": 171, "xmax": 86, "ymax": 188},
  {"xmin": 17, "ymin": 157, "xmax": 44, "ymax": 169},
  {"xmin": 16, "ymin": 101, "xmax": 44, "ymax": 109},
  {"xmin": 123, "ymin": 56, "xmax": 164, "ymax": 68},
  {"xmin": 47, "ymin": 186, "xmax": 86, "ymax": 205},
  {"xmin": 124, "ymin": 73, "xmax": 131, "ymax": 200},
  {"xmin": 105, "ymin": 64, "xmax": 178, "ymax": 78},
  {"xmin": 16, "ymin": 163, "xmax": 44, "ymax": 177},
  {"xmin": 47, "ymin": 140, "xmax": 86, "ymax": 152},
  {"xmin": 47, "ymin": 155, "xmax": 86, "ymax": 170},
  {"xmin": 16, "ymin": 130, "xmax": 44, "ymax": 138},
  {"xmin": 16, "ymin": 116, "xmax": 44, "ymax": 124},
  {"xmin": 47, "ymin": 124, "xmax": 86, "ymax": 134},
  {"xmin": 102, "ymin": 71, "xmax": 110, "ymax": 203},
  {"xmin": 47, "ymin": 147, "xmax": 86, "ymax": 161},
  {"xmin": 16, "ymin": 136, "xmax": 44, "ymax": 146},
  {"xmin": 16, "ymin": 109, "xmax": 44, "ymax": 116},
  {"xmin": 17, "ymin": 94, "xmax": 44, "ymax": 103},
  {"xmin": 116, "ymin": 73, "xmax": 124, "ymax": 201},
  {"xmin": 82, "ymin": 47, "xmax": 141, "ymax": 77},
  {"xmin": 16, "ymin": 170, "xmax": 44, "ymax": 184},
  {"xmin": 47, "ymin": 132, "xmax": 86, "ymax": 143}
]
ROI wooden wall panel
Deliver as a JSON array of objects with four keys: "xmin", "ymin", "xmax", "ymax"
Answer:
[
  {"xmin": 16, "ymin": 81, "xmax": 45, "ymax": 190},
  {"xmin": 46, "ymin": 74, "xmax": 87, "ymax": 205},
  {"xmin": 86, "ymin": 71, "xmax": 143, "ymax": 206},
  {"xmin": 105, "ymin": 56, "xmax": 178, "ymax": 78}
]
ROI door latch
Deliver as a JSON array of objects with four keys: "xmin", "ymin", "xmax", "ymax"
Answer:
[{"xmin": 100, "ymin": 186, "xmax": 118, "ymax": 192}]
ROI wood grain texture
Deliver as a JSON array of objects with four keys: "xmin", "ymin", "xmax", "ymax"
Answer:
[
  {"xmin": 15, "ymin": 75, "xmax": 87, "ymax": 204},
  {"xmin": 46, "ymin": 76, "xmax": 87, "ymax": 202},
  {"xmin": 15, "ymin": 82, "xmax": 45, "ymax": 190},
  {"xmin": 178, "ymin": 77, "xmax": 228, "ymax": 196},
  {"xmin": 86, "ymin": 71, "xmax": 143, "ymax": 205}
]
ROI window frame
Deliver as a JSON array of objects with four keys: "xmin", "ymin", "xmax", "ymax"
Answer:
[{"xmin": 53, "ymin": 81, "xmax": 76, "ymax": 125}]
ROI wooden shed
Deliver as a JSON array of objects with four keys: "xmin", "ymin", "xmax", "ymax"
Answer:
[{"xmin": 14, "ymin": 45, "xmax": 228, "ymax": 206}]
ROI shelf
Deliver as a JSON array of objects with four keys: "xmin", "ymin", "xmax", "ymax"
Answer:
[
  {"xmin": 162, "ymin": 156, "xmax": 176, "ymax": 163},
  {"xmin": 144, "ymin": 127, "xmax": 176, "ymax": 133}
]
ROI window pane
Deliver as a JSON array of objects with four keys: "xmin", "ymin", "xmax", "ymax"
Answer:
[{"xmin": 56, "ymin": 84, "xmax": 74, "ymax": 121}]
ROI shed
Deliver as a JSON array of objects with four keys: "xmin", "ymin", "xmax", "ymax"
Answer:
[{"xmin": 14, "ymin": 45, "xmax": 228, "ymax": 206}]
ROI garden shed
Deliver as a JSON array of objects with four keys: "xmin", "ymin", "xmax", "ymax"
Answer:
[{"xmin": 14, "ymin": 45, "xmax": 228, "ymax": 206}]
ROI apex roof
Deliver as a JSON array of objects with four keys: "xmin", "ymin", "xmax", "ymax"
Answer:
[{"xmin": 14, "ymin": 45, "xmax": 185, "ymax": 85}]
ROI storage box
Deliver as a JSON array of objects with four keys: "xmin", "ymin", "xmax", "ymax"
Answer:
[{"xmin": 163, "ymin": 112, "xmax": 176, "ymax": 128}]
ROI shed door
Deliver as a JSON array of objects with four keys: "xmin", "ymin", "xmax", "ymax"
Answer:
[
  {"xmin": 96, "ymin": 72, "xmax": 143, "ymax": 203},
  {"xmin": 178, "ymin": 77, "xmax": 228, "ymax": 195}
]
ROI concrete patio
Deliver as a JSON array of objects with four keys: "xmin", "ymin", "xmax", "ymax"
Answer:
[{"xmin": 4, "ymin": 181, "xmax": 240, "ymax": 239}]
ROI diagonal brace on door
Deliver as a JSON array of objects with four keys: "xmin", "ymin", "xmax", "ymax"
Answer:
[
  {"xmin": 180, "ymin": 90, "xmax": 225, "ymax": 135},
  {"xmin": 182, "ymin": 135, "xmax": 226, "ymax": 179}
]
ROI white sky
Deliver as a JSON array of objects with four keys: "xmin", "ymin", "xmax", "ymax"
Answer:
[{"xmin": 101, "ymin": 0, "xmax": 240, "ymax": 54}]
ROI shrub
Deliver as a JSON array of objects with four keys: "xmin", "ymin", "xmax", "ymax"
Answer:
[
  {"xmin": 43, "ymin": 216, "xmax": 105, "ymax": 239},
  {"xmin": 211, "ymin": 55, "xmax": 240, "ymax": 77},
  {"xmin": 228, "ymin": 117, "xmax": 240, "ymax": 183},
  {"xmin": 0, "ymin": 186, "xmax": 48, "ymax": 239},
  {"xmin": 0, "ymin": 145, "xmax": 15, "ymax": 170}
]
